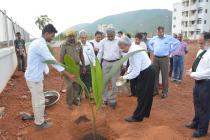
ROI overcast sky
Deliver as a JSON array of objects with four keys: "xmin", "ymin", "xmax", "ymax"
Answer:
[{"xmin": 1, "ymin": 0, "xmax": 180, "ymax": 37}]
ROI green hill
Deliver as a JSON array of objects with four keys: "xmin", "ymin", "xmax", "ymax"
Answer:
[{"xmin": 65, "ymin": 9, "xmax": 172, "ymax": 36}]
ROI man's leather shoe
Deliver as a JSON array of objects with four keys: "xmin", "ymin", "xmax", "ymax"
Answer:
[
  {"xmin": 185, "ymin": 123, "xmax": 197, "ymax": 129},
  {"xmin": 161, "ymin": 93, "xmax": 168, "ymax": 99},
  {"xmin": 192, "ymin": 131, "xmax": 207, "ymax": 138},
  {"xmin": 125, "ymin": 116, "xmax": 142, "ymax": 122}
]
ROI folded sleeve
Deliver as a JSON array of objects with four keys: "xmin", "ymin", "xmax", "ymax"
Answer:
[{"xmin": 38, "ymin": 42, "xmax": 65, "ymax": 72}]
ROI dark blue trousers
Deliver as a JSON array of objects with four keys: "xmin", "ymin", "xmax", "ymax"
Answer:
[{"xmin": 192, "ymin": 80, "xmax": 210, "ymax": 134}]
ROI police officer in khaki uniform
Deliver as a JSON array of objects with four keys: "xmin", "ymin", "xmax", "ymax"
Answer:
[{"xmin": 60, "ymin": 29, "xmax": 86, "ymax": 109}]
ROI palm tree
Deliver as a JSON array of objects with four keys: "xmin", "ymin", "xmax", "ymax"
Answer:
[{"xmin": 35, "ymin": 15, "xmax": 52, "ymax": 30}]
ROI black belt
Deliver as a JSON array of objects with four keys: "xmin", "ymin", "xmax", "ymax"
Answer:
[
  {"xmin": 155, "ymin": 55, "xmax": 168, "ymax": 58},
  {"xmin": 195, "ymin": 79, "xmax": 210, "ymax": 84},
  {"xmin": 104, "ymin": 59, "xmax": 120, "ymax": 63}
]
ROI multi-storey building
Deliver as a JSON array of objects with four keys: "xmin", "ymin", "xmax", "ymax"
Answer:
[
  {"xmin": 172, "ymin": 2, "xmax": 183, "ymax": 35},
  {"xmin": 172, "ymin": 0, "xmax": 210, "ymax": 39},
  {"xmin": 98, "ymin": 24, "xmax": 114, "ymax": 33}
]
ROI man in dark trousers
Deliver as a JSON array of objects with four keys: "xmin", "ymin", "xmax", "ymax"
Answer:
[
  {"xmin": 14, "ymin": 32, "xmax": 26, "ymax": 72},
  {"xmin": 185, "ymin": 32, "xmax": 210, "ymax": 138},
  {"xmin": 148, "ymin": 27, "xmax": 180, "ymax": 98},
  {"xmin": 118, "ymin": 36, "xmax": 156, "ymax": 122}
]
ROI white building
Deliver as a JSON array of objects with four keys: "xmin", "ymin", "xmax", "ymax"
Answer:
[
  {"xmin": 172, "ymin": 2, "xmax": 182, "ymax": 35},
  {"xmin": 172, "ymin": 0, "xmax": 210, "ymax": 39},
  {"xmin": 98, "ymin": 24, "xmax": 114, "ymax": 33}
]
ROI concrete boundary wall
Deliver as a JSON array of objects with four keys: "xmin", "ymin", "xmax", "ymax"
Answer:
[{"xmin": 0, "ymin": 47, "xmax": 17, "ymax": 93}]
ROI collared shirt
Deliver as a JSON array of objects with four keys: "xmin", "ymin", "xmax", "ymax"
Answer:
[
  {"xmin": 172, "ymin": 41, "xmax": 188, "ymax": 56},
  {"xmin": 123, "ymin": 45, "xmax": 151, "ymax": 80},
  {"xmin": 148, "ymin": 35, "xmax": 180, "ymax": 57},
  {"xmin": 97, "ymin": 38, "xmax": 121, "ymax": 62},
  {"xmin": 90, "ymin": 39, "xmax": 101, "ymax": 50},
  {"xmin": 132, "ymin": 41, "xmax": 147, "ymax": 50},
  {"xmin": 60, "ymin": 41, "xmax": 82, "ymax": 65},
  {"xmin": 190, "ymin": 47, "xmax": 210, "ymax": 80},
  {"xmin": 25, "ymin": 37, "xmax": 64, "ymax": 82},
  {"xmin": 14, "ymin": 39, "xmax": 25, "ymax": 49},
  {"xmin": 81, "ymin": 41, "xmax": 96, "ymax": 66}
]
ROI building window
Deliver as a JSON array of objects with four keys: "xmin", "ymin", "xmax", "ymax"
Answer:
[
  {"xmin": 196, "ymin": 29, "xmax": 201, "ymax": 34},
  {"xmin": 173, "ymin": 25, "xmax": 176, "ymax": 28},
  {"xmin": 207, "ymin": 0, "xmax": 208, "ymax": 2},
  {"xmin": 173, "ymin": 17, "xmax": 176, "ymax": 20},
  {"xmin": 199, "ymin": 0, "xmax": 203, "ymax": 2},
  {"xmin": 198, "ymin": 8, "xmax": 203, "ymax": 14},
  {"xmin": 191, "ymin": 20, "xmax": 196, "ymax": 25},
  {"xmin": 204, "ymin": 20, "xmax": 207, "ymax": 24},
  {"xmin": 197, "ymin": 19, "xmax": 202, "ymax": 24},
  {"xmin": 174, "ymin": 8, "xmax": 177, "ymax": 12},
  {"xmin": 205, "ymin": 9, "xmax": 208, "ymax": 13}
]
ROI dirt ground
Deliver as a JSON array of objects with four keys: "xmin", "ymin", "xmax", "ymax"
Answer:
[{"xmin": 0, "ymin": 42, "xmax": 210, "ymax": 140}]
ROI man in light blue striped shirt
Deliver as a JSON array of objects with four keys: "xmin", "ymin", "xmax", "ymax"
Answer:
[{"xmin": 148, "ymin": 26, "xmax": 180, "ymax": 98}]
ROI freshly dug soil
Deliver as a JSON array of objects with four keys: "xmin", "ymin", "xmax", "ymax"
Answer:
[{"xmin": 82, "ymin": 133, "xmax": 107, "ymax": 140}]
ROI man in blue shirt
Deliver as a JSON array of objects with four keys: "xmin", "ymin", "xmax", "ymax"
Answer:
[{"xmin": 148, "ymin": 26, "xmax": 180, "ymax": 98}]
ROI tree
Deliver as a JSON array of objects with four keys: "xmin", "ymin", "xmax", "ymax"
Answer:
[{"xmin": 35, "ymin": 15, "xmax": 52, "ymax": 30}]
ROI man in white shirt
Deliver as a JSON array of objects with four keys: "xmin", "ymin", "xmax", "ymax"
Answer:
[
  {"xmin": 79, "ymin": 30, "xmax": 95, "ymax": 93},
  {"xmin": 97, "ymin": 28, "xmax": 121, "ymax": 109},
  {"xmin": 25, "ymin": 24, "xmax": 75, "ymax": 129},
  {"xmin": 186, "ymin": 32, "xmax": 210, "ymax": 138},
  {"xmin": 90, "ymin": 31, "xmax": 102, "ymax": 55},
  {"xmin": 133, "ymin": 32, "xmax": 147, "ymax": 50},
  {"xmin": 130, "ymin": 33, "xmax": 148, "ymax": 96},
  {"xmin": 118, "ymin": 36, "xmax": 156, "ymax": 122}
]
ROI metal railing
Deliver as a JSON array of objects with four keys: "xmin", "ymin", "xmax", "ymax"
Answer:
[{"xmin": 0, "ymin": 10, "xmax": 30, "ymax": 48}]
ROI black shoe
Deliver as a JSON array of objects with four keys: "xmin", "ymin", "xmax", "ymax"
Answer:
[
  {"xmin": 73, "ymin": 98, "xmax": 81, "ymax": 106},
  {"xmin": 110, "ymin": 102, "xmax": 117, "ymax": 109},
  {"xmin": 102, "ymin": 101, "xmax": 108, "ymax": 108},
  {"xmin": 36, "ymin": 121, "xmax": 53, "ymax": 129},
  {"xmin": 125, "ymin": 116, "xmax": 143, "ymax": 122},
  {"xmin": 161, "ymin": 93, "xmax": 168, "ymax": 99},
  {"xmin": 192, "ymin": 131, "xmax": 207, "ymax": 138},
  {"xmin": 185, "ymin": 123, "xmax": 197, "ymax": 129}
]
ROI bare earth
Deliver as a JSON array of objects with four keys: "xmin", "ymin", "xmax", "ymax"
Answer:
[{"xmin": 0, "ymin": 42, "xmax": 210, "ymax": 140}]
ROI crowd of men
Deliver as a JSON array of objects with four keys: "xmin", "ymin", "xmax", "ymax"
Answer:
[{"xmin": 15, "ymin": 24, "xmax": 210, "ymax": 138}]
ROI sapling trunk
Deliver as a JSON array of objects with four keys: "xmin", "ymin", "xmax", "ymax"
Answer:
[{"xmin": 81, "ymin": 81, "xmax": 97, "ymax": 139}]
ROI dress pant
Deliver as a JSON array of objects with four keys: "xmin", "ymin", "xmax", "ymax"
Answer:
[
  {"xmin": 26, "ymin": 81, "xmax": 45, "ymax": 125},
  {"xmin": 153, "ymin": 56, "xmax": 169, "ymax": 95},
  {"xmin": 64, "ymin": 76, "xmax": 81, "ymax": 106},
  {"xmin": 102, "ymin": 60, "xmax": 119, "ymax": 103},
  {"xmin": 16, "ymin": 52, "xmax": 25, "ymax": 71},
  {"xmin": 132, "ymin": 65, "xmax": 156, "ymax": 120},
  {"xmin": 192, "ymin": 80, "xmax": 210, "ymax": 134},
  {"xmin": 130, "ymin": 78, "xmax": 137, "ymax": 96},
  {"xmin": 80, "ymin": 65, "xmax": 92, "ymax": 94}
]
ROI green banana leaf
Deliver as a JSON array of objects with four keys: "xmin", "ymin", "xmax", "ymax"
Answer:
[
  {"xmin": 90, "ymin": 58, "xmax": 104, "ymax": 111},
  {"xmin": 104, "ymin": 50, "xmax": 145, "ymax": 85},
  {"xmin": 43, "ymin": 55, "xmax": 90, "ymax": 97},
  {"xmin": 64, "ymin": 55, "xmax": 80, "ymax": 77}
]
